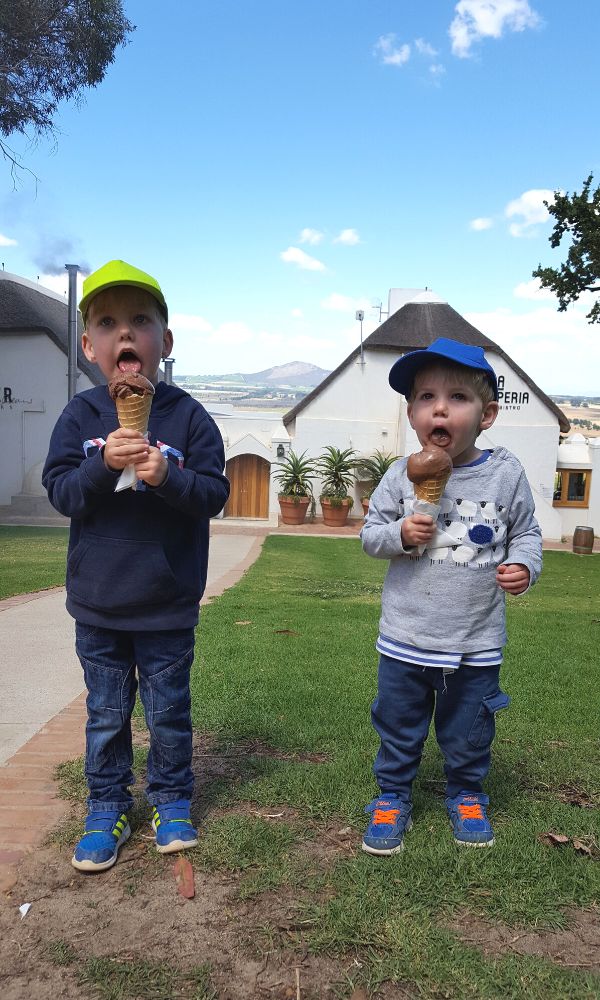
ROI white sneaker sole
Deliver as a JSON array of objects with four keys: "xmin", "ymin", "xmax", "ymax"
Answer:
[
  {"xmin": 151, "ymin": 818, "xmax": 198, "ymax": 854},
  {"xmin": 361, "ymin": 817, "xmax": 413, "ymax": 855},
  {"xmin": 71, "ymin": 825, "xmax": 131, "ymax": 872}
]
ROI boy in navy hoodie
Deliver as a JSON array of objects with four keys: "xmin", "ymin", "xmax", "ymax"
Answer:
[{"xmin": 43, "ymin": 260, "xmax": 229, "ymax": 872}]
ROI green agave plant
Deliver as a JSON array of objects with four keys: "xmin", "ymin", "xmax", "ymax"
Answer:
[
  {"xmin": 316, "ymin": 445, "xmax": 357, "ymax": 508},
  {"xmin": 355, "ymin": 449, "xmax": 398, "ymax": 499},
  {"xmin": 274, "ymin": 450, "xmax": 316, "ymax": 514}
]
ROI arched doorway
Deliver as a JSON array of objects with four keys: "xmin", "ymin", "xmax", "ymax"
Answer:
[{"xmin": 224, "ymin": 454, "xmax": 270, "ymax": 518}]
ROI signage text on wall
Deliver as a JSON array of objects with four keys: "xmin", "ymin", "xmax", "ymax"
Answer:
[{"xmin": 497, "ymin": 375, "xmax": 529, "ymax": 410}]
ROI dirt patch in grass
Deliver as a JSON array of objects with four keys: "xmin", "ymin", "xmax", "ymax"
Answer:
[
  {"xmin": 0, "ymin": 734, "xmax": 359, "ymax": 1000},
  {"xmin": 0, "ymin": 842, "xmax": 356, "ymax": 1000},
  {"xmin": 447, "ymin": 907, "xmax": 600, "ymax": 972}
]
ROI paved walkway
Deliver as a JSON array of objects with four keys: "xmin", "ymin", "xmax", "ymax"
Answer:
[{"xmin": 0, "ymin": 529, "xmax": 264, "ymax": 891}]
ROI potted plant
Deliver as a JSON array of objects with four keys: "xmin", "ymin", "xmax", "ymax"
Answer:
[
  {"xmin": 274, "ymin": 449, "xmax": 316, "ymax": 524},
  {"xmin": 316, "ymin": 445, "xmax": 357, "ymax": 527},
  {"xmin": 355, "ymin": 449, "xmax": 399, "ymax": 516}
]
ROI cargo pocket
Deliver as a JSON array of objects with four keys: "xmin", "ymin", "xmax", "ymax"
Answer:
[{"xmin": 467, "ymin": 690, "xmax": 510, "ymax": 749}]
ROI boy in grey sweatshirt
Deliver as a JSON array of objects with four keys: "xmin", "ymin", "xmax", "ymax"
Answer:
[{"xmin": 361, "ymin": 337, "xmax": 542, "ymax": 853}]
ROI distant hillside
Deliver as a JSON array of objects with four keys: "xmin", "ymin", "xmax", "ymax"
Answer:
[
  {"xmin": 189, "ymin": 361, "xmax": 331, "ymax": 388},
  {"xmin": 243, "ymin": 361, "xmax": 331, "ymax": 387}
]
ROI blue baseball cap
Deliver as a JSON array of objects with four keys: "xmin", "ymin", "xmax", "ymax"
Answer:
[{"xmin": 388, "ymin": 337, "xmax": 498, "ymax": 400}]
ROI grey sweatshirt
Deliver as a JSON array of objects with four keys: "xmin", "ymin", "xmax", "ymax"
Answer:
[{"xmin": 361, "ymin": 447, "xmax": 542, "ymax": 651}]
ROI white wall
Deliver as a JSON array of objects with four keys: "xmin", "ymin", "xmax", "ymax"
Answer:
[
  {"xmin": 557, "ymin": 440, "xmax": 600, "ymax": 537},
  {"xmin": 288, "ymin": 353, "xmax": 404, "ymax": 510},
  {"xmin": 0, "ymin": 333, "xmax": 94, "ymax": 504}
]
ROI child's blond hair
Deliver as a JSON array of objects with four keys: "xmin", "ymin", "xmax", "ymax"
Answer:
[{"xmin": 408, "ymin": 360, "xmax": 496, "ymax": 407}]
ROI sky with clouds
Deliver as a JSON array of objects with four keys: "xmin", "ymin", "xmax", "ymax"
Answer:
[{"xmin": 1, "ymin": 0, "xmax": 599, "ymax": 394}]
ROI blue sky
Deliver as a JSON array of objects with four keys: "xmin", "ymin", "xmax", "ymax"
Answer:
[{"xmin": 2, "ymin": 0, "xmax": 599, "ymax": 393}]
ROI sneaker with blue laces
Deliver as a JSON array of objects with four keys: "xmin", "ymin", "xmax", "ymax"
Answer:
[
  {"xmin": 362, "ymin": 795, "xmax": 412, "ymax": 855},
  {"xmin": 151, "ymin": 799, "xmax": 198, "ymax": 853},
  {"xmin": 72, "ymin": 811, "xmax": 130, "ymax": 872},
  {"xmin": 446, "ymin": 791, "xmax": 494, "ymax": 847}
]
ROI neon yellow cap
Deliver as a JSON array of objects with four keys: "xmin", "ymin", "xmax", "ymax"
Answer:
[{"xmin": 79, "ymin": 260, "xmax": 168, "ymax": 322}]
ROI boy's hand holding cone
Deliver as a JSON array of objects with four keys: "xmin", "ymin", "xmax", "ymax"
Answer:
[{"xmin": 108, "ymin": 372, "xmax": 155, "ymax": 491}]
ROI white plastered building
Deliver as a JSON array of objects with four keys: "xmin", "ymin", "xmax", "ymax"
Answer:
[{"xmin": 1, "ymin": 274, "xmax": 598, "ymax": 542}]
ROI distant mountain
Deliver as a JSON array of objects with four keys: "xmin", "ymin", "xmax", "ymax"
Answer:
[
  {"xmin": 244, "ymin": 361, "xmax": 331, "ymax": 386},
  {"xmin": 210, "ymin": 361, "xmax": 331, "ymax": 387}
]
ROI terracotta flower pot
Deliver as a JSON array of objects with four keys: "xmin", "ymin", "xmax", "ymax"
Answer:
[
  {"xmin": 320, "ymin": 497, "xmax": 352, "ymax": 527},
  {"xmin": 361, "ymin": 498, "xmax": 370, "ymax": 517},
  {"xmin": 279, "ymin": 495, "xmax": 311, "ymax": 525}
]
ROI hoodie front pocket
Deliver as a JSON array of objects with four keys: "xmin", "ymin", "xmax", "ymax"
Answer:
[{"xmin": 68, "ymin": 534, "xmax": 180, "ymax": 612}]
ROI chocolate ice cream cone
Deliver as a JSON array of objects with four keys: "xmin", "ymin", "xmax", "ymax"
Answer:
[
  {"xmin": 414, "ymin": 472, "xmax": 451, "ymax": 506},
  {"xmin": 115, "ymin": 392, "xmax": 153, "ymax": 435},
  {"xmin": 407, "ymin": 445, "xmax": 453, "ymax": 509},
  {"xmin": 107, "ymin": 372, "xmax": 155, "ymax": 492}
]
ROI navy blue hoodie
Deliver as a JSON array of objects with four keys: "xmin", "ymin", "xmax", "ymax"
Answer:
[{"xmin": 42, "ymin": 382, "xmax": 229, "ymax": 630}]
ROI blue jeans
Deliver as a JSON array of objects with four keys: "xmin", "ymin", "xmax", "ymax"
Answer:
[
  {"xmin": 75, "ymin": 622, "xmax": 195, "ymax": 813},
  {"xmin": 371, "ymin": 654, "xmax": 510, "ymax": 800}
]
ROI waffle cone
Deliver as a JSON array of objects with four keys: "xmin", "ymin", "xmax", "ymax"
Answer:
[
  {"xmin": 414, "ymin": 472, "xmax": 450, "ymax": 505},
  {"xmin": 115, "ymin": 393, "xmax": 152, "ymax": 434}
]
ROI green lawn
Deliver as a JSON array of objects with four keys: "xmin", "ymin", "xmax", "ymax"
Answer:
[
  {"xmin": 192, "ymin": 537, "xmax": 600, "ymax": 998},
  {"xmin": 6, "ymin": 526, "xmax": 598, "ymax": 997},
  {"xmin": 0, "ymin": 525, "xmax": 68, "ymax": 599}
]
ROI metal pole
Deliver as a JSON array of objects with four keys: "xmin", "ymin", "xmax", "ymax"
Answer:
[
  {"xmin": 65, "ymin": 264, "xmax": 80, "ymax": 400},
  {"xmin": 163, "ymin": 357, "xmax": 175, "ymax": 385}
]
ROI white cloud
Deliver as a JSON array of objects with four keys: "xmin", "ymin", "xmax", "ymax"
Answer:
[
  {"xmin": 291, "ymin": 308, "xmax": 303, "ymax": 318},
  {"xmin": 469, "ymin": 216, "xmax": 494, "ymax": 231},
  {"xmin": 513, "ymin": 278, "xmax": 598, "ymax": 309},
  {"xmin": 0, "ymin": 233, "xmax": 17, "ymax": 247},
  {"xmin": 450, "ymin": 0, "xmax": 541, "ymax": 58},
  {"xmin": 321, "ymin": 293, "xmax": 372, "ymax": 313},
  {"xmin": 37, "ymin": 272, "xmax": 84, "ymax": 299},
  {"xmin": 280, "ymin": 246, "xmax": 326, "ymax": 271},
  {"xmin": 415, "ymin": 38, "xmax": 438, "ymax": 57},
  {"xmin": 170, "ymin": 312, "xmax": 212, "ymax": 333},
  {"xmin": 505, "ymin": 188, "xmax": 555, "ymax": 237},
  {"xmin": 374, "ymin": 34, "xmax": 411, "ymax": 67},
  {"xmin": 465, "ymin": 304, "xmax": 599, "ymax": 394},
  {"xmin": 512, "ymin": 278, "xmax": 556, "ymax": 301},
  {"xmin": 333, "ymin": 228, "xmax": 361, "ymax": 246},
  {"xmin": 429, "ymin": 63, "xmax": 446, "ymax": 77},
  {"xmin": 299, "ymin": 228, "xmax": 324, "ymax": 245}
]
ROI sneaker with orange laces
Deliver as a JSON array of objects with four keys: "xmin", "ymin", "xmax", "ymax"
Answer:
[
  {"xmin": 362, "ymin": 795, "xmax": 412, "ymax": 855},
  {"xmin": 446, "ymin": 791, "xmax": 494, "ymax": 847}
]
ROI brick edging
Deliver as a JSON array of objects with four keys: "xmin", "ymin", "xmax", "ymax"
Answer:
[
  {"xmin": 0, "ymin": 586, "xmax": 65, "ymax": 613},
  {"xmin": 0, "ymin": 693, "xmax": 87, "ymax": 891}
]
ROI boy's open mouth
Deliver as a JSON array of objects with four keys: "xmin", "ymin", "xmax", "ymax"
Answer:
[
  {"xmin": 117, "ymin": 350, "xmax": 142, "ymax": 374},
  {"xmin": 430, "ymin": 427, "xmax": 451, "ymax": 447}
]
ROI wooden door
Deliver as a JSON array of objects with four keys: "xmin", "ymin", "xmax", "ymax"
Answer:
[{"xmin": 224, "ymin": 454, "xmax": 270, "ymax": 518}]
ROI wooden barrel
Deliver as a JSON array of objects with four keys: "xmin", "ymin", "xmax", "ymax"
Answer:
[{"xmin": 572, "ymin": 526, "xmax": 595, "ymax": 554}]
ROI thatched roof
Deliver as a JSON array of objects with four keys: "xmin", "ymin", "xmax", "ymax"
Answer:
[
  {"xmin": 284, "ymin": 300, "xmax": 569, "ymax": 433},
  {"xmin": 0, "ymin": 272, "xmax": 102, "ymax": 385}
]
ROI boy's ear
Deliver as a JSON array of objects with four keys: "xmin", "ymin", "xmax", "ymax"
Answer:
[
  {"xmin": 407, "ymin": 402, "xmax": 415, "ymax": 429},
  {"xmin": 161, "ymin": 328, "xmax": 174, "ymax": 359},
  {"xmin": 480, "ymin": 400, "xmax": 499, "ymax": 431},
  {"xmin": 81, "ymin": 331, "xmax": 97, "ymax": 364}
]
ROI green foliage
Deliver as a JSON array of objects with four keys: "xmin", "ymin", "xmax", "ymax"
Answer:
[
  {"xmin": 533, "ymin": 173, "xmax": 600, "ymax": 323},
  {"xmin": 273, "ymin": 449, "xmax": 315, "ymax": 499},
  {"xmin": 0, "ymin": 0, "xmax": 134, "ymax": 172},
  {"xmin": 316, "ymin": 445, "xmax": 357, "ymax": 500},
  {"xmin": 355, "ymin": 449, "xmax": 398, "ymax": 498}
]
